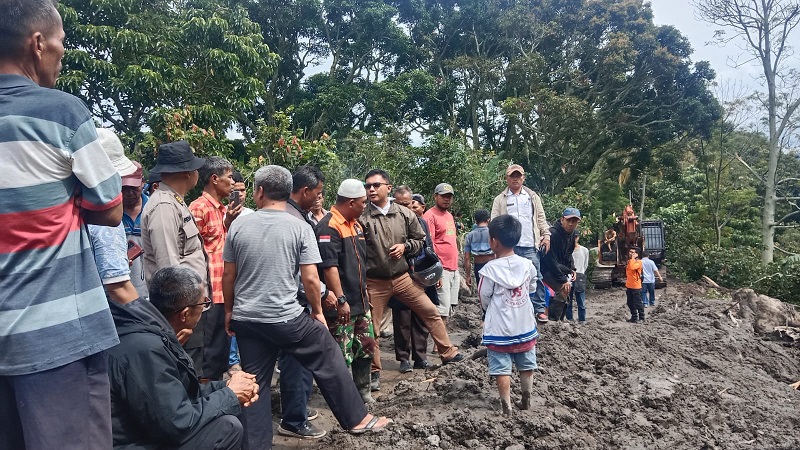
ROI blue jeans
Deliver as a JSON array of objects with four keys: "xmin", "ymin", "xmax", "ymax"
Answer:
[
  {"xmin": 566, "ymin": 289, "xmax": 586, "ymax": 322},
  {"xmin": 279, "ymin": 353, "xmax": 313, "ymax": 429},
  {"xmin": 641, "ymin": 283, "xmax": 656, "ymax": 306},
  {"xmin": 229, "ymin": 336, "xmax": 240, "ymax": 366},
  {"xmin": 514, "ymin": 246, "xmax": 545, "ymax": 314}
]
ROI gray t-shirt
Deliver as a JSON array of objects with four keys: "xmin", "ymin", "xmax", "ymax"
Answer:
[{"xmin": 223, "ymin": 208, "xmax": 321, "ymax": 323}]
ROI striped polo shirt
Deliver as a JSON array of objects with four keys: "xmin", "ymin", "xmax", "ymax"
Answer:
[{"xmin": 0, "ymin": 74, "xmax": 122, "ymax": 375}]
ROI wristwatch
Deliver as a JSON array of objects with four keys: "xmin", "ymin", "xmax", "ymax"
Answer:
[{"xmin": 337, "ymin": 295, "xmax": 348, "ymax": 305}]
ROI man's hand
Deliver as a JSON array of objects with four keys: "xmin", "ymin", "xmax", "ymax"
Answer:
[
  {"xmin": 323, "ymin": 292, "xmax": 337, "ymax": 310},
  {"xmin": 337, "ymin": 301, "xmax": 351, "ymax": 324},
  {"xmin": 436, "ymin": 279, "xmax": 443, "ymax": 289},
  {"xmin": 224, "ymin": 203, "xmax": 244, "ymax": 229},
  {"xmin": 388, "ymin": 244, "xmax": 405, "ymax": 259},
  {"xmin": 312, "ymin": 311, "xmax": 328, "ymax": 328},
  {"xmin": 559, "ymin": 282, "xmax": 571, "ymax": 297},
  {"xmin": 539, "ymin": 238, "xmax": 551, "ymax": 254},
  {"xmin": 225, "ymin": 310, "xmax": 234, "ymax": 337},
  {"xmin": 176, "ymin": 328, "xmax": 193, "ymax": 345},
  {"xmin": 227, "ymin": 371, "xmax": 259, "ymax": 407},
  {"xmin": 465, "ymin": 275, "xmax": 472, "ymax": 288}
]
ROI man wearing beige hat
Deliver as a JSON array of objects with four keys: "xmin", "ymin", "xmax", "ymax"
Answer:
[
  {"xmin": 491, "ymin": 164, "xmax": 551, "ymax": 323},
  {"xmin": 423, "ymin": 183, "xmax": 460, "ymax": 320}
]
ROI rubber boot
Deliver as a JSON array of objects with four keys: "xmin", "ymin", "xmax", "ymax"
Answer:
[
  {"xmin": 520, "ymin": 373, "xmax": 533, "ymax": 410},
  {"xmin": 500, "ymin": 398, "xmax": 513, "ymax": 416},
  {"xmin": 352, "ymin": 359, "xmax": 376, "ymax": 403}
]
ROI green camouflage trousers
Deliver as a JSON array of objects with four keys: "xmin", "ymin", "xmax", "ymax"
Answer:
[{"xmin": 328, "ymin": 311, "xmax": 377, "ymax": 367}]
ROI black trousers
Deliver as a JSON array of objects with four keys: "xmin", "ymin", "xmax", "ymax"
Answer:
[
  {"xmin": 626, "ymin": 288, "xmax": 645, "ymax": 320},
  {"xmin": 172, "ymin": 415, "xmax": 243, "ymax": 450},
  {"xmin": 232, "ymin": 314, "xmax": 367, "ymax": 449},
  {"xmin": 391, "ymin": 308, "xmax": 429, "ymax": 363},
  {"xmin": 203, "ymin": 303, "xmax": 231, "ymax": 381}
]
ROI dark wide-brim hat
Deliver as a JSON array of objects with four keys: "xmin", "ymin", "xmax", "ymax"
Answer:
[{"xmin": 151, "ymin": 140, "xmax": 206, "ymax": 174}]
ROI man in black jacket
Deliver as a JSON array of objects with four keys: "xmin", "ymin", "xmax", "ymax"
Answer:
[
  {"xmin": 541, "ymin": 208, "xmax": 581, "ymax": 320},
  {"xmin": 107, "ymin": 266, "xmax": 259, "ymax": 450}
]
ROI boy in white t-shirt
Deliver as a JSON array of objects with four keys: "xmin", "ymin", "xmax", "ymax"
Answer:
[{"xmin": 478, "ymin": 214, "xmax": 539, "ymax": 416}]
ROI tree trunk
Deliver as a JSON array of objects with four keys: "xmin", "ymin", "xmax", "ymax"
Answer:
[{"xmin": 639, "ymin": 173, "xmax": 647, "ymax": 220}]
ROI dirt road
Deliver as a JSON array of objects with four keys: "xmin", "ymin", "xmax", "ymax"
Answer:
[{"xmin": 271, "ymin": 281, "xmax": 800, "ymax": 449}]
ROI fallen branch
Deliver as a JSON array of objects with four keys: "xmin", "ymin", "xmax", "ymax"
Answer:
[{"xmin": 701, "ymin": 276, "xmax": 721, "ymax": 288}]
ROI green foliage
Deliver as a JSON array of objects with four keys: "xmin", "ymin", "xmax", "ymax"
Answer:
[
  {"xmin": 59, "ymin": 0, "xmax": 277, "ymax": 144},
  {"xmin": 337, "ymin": 132, "xmax": 508, "ymax": 220},
  {"xmin": 752, "ymin": 258, "xmax": 800, "ymax": 305}
]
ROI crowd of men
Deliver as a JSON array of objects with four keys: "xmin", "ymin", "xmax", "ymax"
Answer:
[{"xmin": 0, "ymin": 1, "xmax": 603, "ymax": 448}]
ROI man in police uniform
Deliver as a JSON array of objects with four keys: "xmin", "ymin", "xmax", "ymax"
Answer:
[{"xmin": 142, "ymin": 141, "xmax": 210, "ymax": 374}]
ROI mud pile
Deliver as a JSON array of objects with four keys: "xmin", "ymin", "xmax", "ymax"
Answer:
[{"xmin": 299, "ymin": 282, "xmax": 800, "ymax": 450}]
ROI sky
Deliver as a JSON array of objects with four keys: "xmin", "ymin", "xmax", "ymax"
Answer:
[{"xmin": 648, "ymin": 0, "xmax": 765, "ymax": 90}]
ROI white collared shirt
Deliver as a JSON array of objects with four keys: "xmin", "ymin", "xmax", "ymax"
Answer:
[{"xmin": 505, "ymin": 189, "xmax": 535, "ymax": 247}]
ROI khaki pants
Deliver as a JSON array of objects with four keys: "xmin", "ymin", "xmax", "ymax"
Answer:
[
  {"xmin": 436, "ymin": 269, "xmax": 460, "ymax": 317},
  {"xmin": 368, "ymin": 273, "xmax": 458, "ymax": 372}
]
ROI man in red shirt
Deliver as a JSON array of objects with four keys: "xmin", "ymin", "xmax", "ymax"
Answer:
[
  {"xmin": 424, "ymin": 183, "xmax": 460, "ymax": 320},
  {"xmin": 190, "ymin": 156, "xmax": 243, "ymax": 380}
]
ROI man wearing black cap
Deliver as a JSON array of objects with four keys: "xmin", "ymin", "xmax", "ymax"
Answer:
[{"xmin": 142, "ymin": 140, "xmax": 211, "ymax": 373}]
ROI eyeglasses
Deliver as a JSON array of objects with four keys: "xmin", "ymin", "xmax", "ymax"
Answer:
[
  {"xmin": 364, "ymin": 182, "xmax": 388, "ymax": 190},
  {"xmin": 175, "ymin": 296, "xmax": 212, "ymax": 312}
]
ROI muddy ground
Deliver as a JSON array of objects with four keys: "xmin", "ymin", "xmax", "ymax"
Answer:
[{"xmin": 271, "ymin": 281, "xmax": 800, "ymax": 450}]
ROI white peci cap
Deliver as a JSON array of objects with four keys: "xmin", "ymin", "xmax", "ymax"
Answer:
[{"xmin": 338, "ymin": 179, "xmax": 367, "ymax": 198}]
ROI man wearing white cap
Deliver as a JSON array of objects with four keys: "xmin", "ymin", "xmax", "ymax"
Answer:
[
  {"xmin": 316, "ymin": 179, "xmax": 377, "ymax": 403},
  {"xmin": 87, "ymin": 128, "xmax": 142, "ymax": 305},
  {"xmin": 491, "ymin": 164, "xmax": 551, "ymax": 323}
]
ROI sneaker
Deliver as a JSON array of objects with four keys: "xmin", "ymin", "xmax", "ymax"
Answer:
[
  {"xmin": 399, "ymin": 360, "xmax": 413, "ymax": 373},
  {"xmin": 277, "ymin": 422, "xmax": 326, "ymax": 439},
  {"xmin": 536, "ymin": 313, "xmax": 549, "ymax": 324},
  {"xmin": 626, "ymin": 318, "xmax": 639, "ymax": 323},
  {"xmin": 413, "ymin": 360, "xmax": 431, "ymax": 370},
  {"xmin": 370, "ymin": 372, "xmax": 380, "ymax": 391},
  {"xmin": 307, "ymin": 408, "xmax": 319, "ymax": 421},
  {"xmin": 442, "ymin": 353, "xmax": 465, "ymax": 365}
]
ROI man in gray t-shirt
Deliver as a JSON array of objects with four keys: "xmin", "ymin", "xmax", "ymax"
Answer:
[
  {"xmin": 223, "ymin": 209, "xmax": 320, "ymax": 323},
  {"xmin": 222, "ymin": 166, "xmax": 391, "ymax": 448}
]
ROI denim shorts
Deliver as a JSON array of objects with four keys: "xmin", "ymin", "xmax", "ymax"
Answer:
[{"xmin": 487, "ymin": 347, "xmax": 538, "ymax": 375}]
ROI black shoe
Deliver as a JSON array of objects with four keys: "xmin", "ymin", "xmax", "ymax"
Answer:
[
  {"xmin": 442, "ymin": 353, "xmax": 465, "ymax": 365},
  {"xmin": 626, "ymin": 318, "xmax": 639, "ymax": 323},
  {"xmin": 307, "ymin": 408, "xmax": 319, "ymax": 421},
  {"xmin": 370, "ymin": 372, "xmax": 381, "ymax": 391},
  {"xmin": 399, "ymin": 360, "xmax": 413, "ymax": 373},
  {"xmin": 278, "ymin": 422, "xmax": 326, "ymax": 439},
  {"xmin": 413, "ymin": 360, "xmax": 431, "ymax": 370}
]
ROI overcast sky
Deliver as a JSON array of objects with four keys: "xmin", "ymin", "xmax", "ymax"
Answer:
[{"xmin": 648, "ymin": 0, "xmax": 765, "ymax": 88}]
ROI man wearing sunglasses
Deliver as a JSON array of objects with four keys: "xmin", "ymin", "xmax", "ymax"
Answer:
[
  {"xmin": 360, "ymin": 169, "xmax": 464, "ymax": 390},
  {"xmin": 106, "ymin": 266, "xmax": 259, "ymax": 450}
]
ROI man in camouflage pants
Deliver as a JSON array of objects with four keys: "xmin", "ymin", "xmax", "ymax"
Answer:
[{"xmin": 316, "ymin": 179, "xmax": 377, "ymax": 403}]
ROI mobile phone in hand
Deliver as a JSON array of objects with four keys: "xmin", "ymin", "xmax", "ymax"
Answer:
[
  {"xmin": 127, "ymin": 240, "xmax": 144, "ymax": 261},
  {"xmin": 229, "ymin": 190, "xmax": 241, "ymax": 208}
]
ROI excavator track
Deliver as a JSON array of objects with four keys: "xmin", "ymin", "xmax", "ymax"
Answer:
[{"xmin": 591, "ymin": 265, "xmax": 613, "ymax": 289}]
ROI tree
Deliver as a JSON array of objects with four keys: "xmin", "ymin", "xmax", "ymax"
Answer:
[
  {"xmin": 695, "ymin": 0, "xmax": 800, "ymax": 263},
  {"xmin": 58, "ymin": 0, "xmax": 277, "ymax": 147}
]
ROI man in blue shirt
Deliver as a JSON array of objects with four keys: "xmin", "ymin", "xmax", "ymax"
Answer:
[
  {"xmin": 122, "ymin": 160, "xmax": 150, "ymax": 298},
  {"xmin": 640, "ymin": 256, "xmax": 664, "ymax": 307}
]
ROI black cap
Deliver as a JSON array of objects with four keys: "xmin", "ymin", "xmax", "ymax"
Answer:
[{"xmin": 151, "ymin": 141, "xmax": 206, "ymax": 174}]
